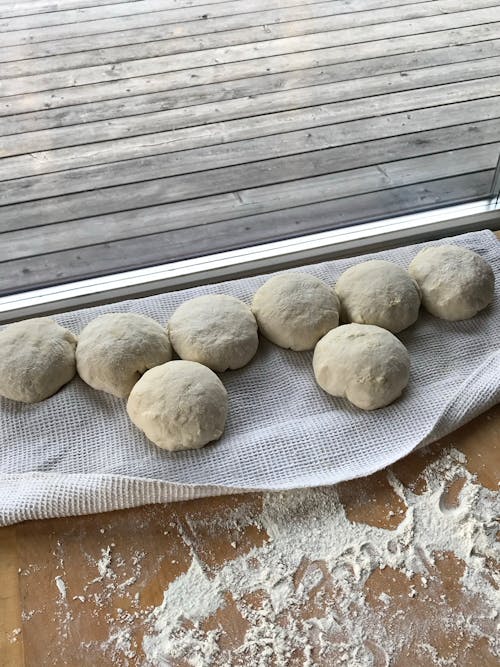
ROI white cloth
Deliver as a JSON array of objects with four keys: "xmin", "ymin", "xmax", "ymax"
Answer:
[{"xmin": 1, "ymin": 231, "xmax": 499, "ymax": 525}]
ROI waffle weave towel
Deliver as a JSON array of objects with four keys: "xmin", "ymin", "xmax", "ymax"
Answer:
[{"xmin": 1, "ymin": 230, "xmax": 498, "ymax": 525}]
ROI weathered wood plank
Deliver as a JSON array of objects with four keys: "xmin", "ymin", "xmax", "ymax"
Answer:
[
  {"xmin": 0, "ymin": 0, "xmax": 497, "ymax": 296},
  {"xmin": 2, "ymin": 0, "xmax": 484, "ymax": 46},
  {"xmin": 1, "ymin": 117, "xmax": 496, "ymax": 255},
  {"xmin": 1, "ymin": 171, "xmax": 490, "ymax": 262},
  {"xmin": 3, "ymin": 7, "xmax": 500, "ymax": 95},
  {"xmin": 0, "ymin": 0, "xmax": 436, "ymax": 61},
  {"xmin": 2, "ymin": 59, "xmax": 499, "ymax": 163},
  {"xmin": 1, "ymin": 0, "xmax": 492, "ymax": 77},
  {"xmin": 0, "ymin": 0, "xmax": 141, "ymax": 21},
  {"xmin": 0, "ymin": 0, "xmax": 257, "ymax": 28},
  {"xmin": 0, "ymin": 0, "xmax": 371, "ymax": 46},
  {"xmin": 1, "ymin": 135, "xmax": 497, "ymax": 235},
  {"xmin": 3, "ymin": 84, "xmax": 498, "ymax": 183},
  {"xmin": 2, "ymin": 22, "xmax": 498, "ymax": 122},
  {"xmin": 2, "ymin": 100, "xmax": 498, "ymax": 204},
  {"xmin": 0, "ymin": 171, "xmax": 491, "ymax": 294},
  {"xmin": 0, "ymin": 3, "xmax": 360, "ymax": 79}
]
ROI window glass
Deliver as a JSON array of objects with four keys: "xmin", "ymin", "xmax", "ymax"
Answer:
[{"xmin": 1, "ymin": 0, "xmax": 498, "ymax": 297}]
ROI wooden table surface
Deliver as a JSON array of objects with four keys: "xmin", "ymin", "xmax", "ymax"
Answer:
[{"xmin": 1, "ymin": 402, "xmax": 499, "ymax": 667}]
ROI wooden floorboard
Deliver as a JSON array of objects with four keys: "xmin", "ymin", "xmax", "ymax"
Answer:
[
  {"xmin": 0, "ymin": 0, "xmax": 453, "ymax": 74},
  {"xmin": 0, "ymin": 0, "xmax": 248, "ymax": 29},
  {"xmin": 0, "ymin": 0, "xmax": 450, "ymax": 62},
  {"xmin": 1, "ymin": 0, "xmax": 490, "ymax": 68},
  {"xmin": 0, "ymin": 0, "xmax": 498, "ymax": 294},
  {"xmin": 2, "ymin": 101, "xmax": 499, "ymax": 203},
  {"xmin": 0, "ymin": 0, "xmax": 142, "ymax": 21},
  {"xmin": 3, "ymin": 38, "xmax": 500, "ymax": 139},
  {"xmin": 2, "ymin": 134, "xmax": 498, "ymax": 233},
  {"xmin": 0, "ymin": 0, "xmax": 459, "ymax": 47},
  {"xmin": 0, "ymin": 172, "xmax": 492, "ymax": 294},
  {"xmin": 2, "ymin": 69, "xmax": 499, "ymax": 168},
  {"xmin": 0, "ymin": 170, "xmax": 490, "ymax": 259},
  {"xmin": 3, "ymin": 10, "xmax": 500, "ymax": 105}
]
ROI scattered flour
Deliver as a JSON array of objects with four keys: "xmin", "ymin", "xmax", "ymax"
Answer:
[
  {"xmin": 106, "ymin": 627, "xmax": 136, "ymax": 661},
  {"xmin": 378, "ymin": 592, "xmax": 391, "ymax": 605},
  {"xmin": 141, "ymin": 448, "xmax": 500, "ymax": 666},
  {"xmin": 8, "ymin": 628, "xmax": 21, "ymax": 644},
  {"xmin": 55, "ymin": 575, "xmax": 67, "ymax": 600},
  {"xmin": 17, "ymin": 448, "xmax": 498, "ymax": 666},
  {"xmin": 97, "ymin": 546, "xmax": 114, "ymax": 580},
  {"xmin": 118, "ymin": 576, "xmax": 137, "ymax": 590},
  {"xmin": 21, "ymin": 609, "xmax": 35, "ymax": 621}
]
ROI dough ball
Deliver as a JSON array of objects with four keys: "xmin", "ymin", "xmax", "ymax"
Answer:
[
  {"xmin": 0, "ymin": 317, "xmax": 77, "ymax": 403},
  {"xmin": 251, "ymin": 272, "xmax": 340, "ymax": 351},
  {"xmin": 408, "ymin": 245, "xmax": 495, "ymax": 321},
  {"xmin": 127, "ymin": 360, "xmax": 228, "ymax": 451},
  {"xmin": 76, "ymin": 313, "xmax": 172, "ymax": 398},
  {"xmin": 335, "ymin": 260, "xmax": 421, "ymax": 333},
  {"xmin": 168, "ymin": 294, "xmax": 258, "ymax": 372},
  {"xmin": 313, "ymin": 324, "xmax": 410, "ymax": 410}
]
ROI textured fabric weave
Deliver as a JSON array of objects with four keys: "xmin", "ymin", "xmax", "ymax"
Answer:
[{"xmin": 1, "ymin": 231, "xmax": 499, "ymax": 525}]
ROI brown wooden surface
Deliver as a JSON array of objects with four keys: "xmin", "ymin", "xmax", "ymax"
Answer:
[
  {"xmin": 1, "ymin": 0, "xmax": 499, "ymax": 295},
  {"xmin": 1, "ymin": 402, "xmax": 499, "ymax": 667}
]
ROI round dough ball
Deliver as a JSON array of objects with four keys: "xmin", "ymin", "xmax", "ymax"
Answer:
[
  {"xmin": 0, "ymin": 317, "xmax": 77, "ymax": 403},
  {"xmin": 168, "ymin": 295, "xmax": 258, "ymax": 372},
  {"xmin": 408, "ymin": 245, "xmax": 495, "ymax": 321},
  {"xmin": 334, "ymin": 260, "xmax": 421, "ymax": 333},
  {"xmin": 127, "ymin": 360, "xmax": 228, "ymax": 451},
  {"xmin": 313, "ymin": 324, "xmax": 410, "ymax": 410},
  {"xmin": 251, "ymin": 272, "xmax": 340, "ymax": 351},
  {"xmin": 76, "ymin": 313, "xmax": 172, "ymax": 398}
]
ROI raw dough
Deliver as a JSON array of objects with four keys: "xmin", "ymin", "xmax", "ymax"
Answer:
[
  {"xmin": 76, "ymin": 312, "xmax": 172, "ymax": 398},
  {"xmin": 334, "ymin": 260, "xmax": 421, "ymax": 333},
  {"xmin": 127, "ymin": 360, "xmax": 228, "ymax": 451},
  {"xmin": 251, "ymin": 272, "xmax": 340, "ymax": 351},
  {"xmin": 0, "ymin": 317, "xmax": 77, "ymax": 403},
  {"xmin": 408, "ymin": 245, "xmax": 495, "ymax": 320},
  {"xmin": 168, "ymin": 294, "xmax": 258, "ymax": 371},
  {"xmin": 313, "ymin": 323, "xmax": 410, "ymax": 410}
]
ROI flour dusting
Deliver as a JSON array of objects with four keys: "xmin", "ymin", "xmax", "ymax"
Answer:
[
  {"xmin": 97, "ymin": 546, "xmax": 114, "ymax": 580},
  {"xmin": 7, "ymin": 628, "xmax": 21, "ymax": 644},
  {"xmin": 141, "ymin": 448, "xmax": 500, "ymax": 666},
  {"xmin": 55, "ymin": 575, "xmax": 67, "ymax": 600}
]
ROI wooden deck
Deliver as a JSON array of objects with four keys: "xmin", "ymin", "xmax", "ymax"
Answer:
[{"xmin": 0, "ymin": 0, "xmax": 499, "ymax": 295}]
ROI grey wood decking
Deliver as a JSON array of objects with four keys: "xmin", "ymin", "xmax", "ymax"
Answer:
[{"xmin": 0, "ymin": 0, "xmax": 499, "ymax": 294}]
